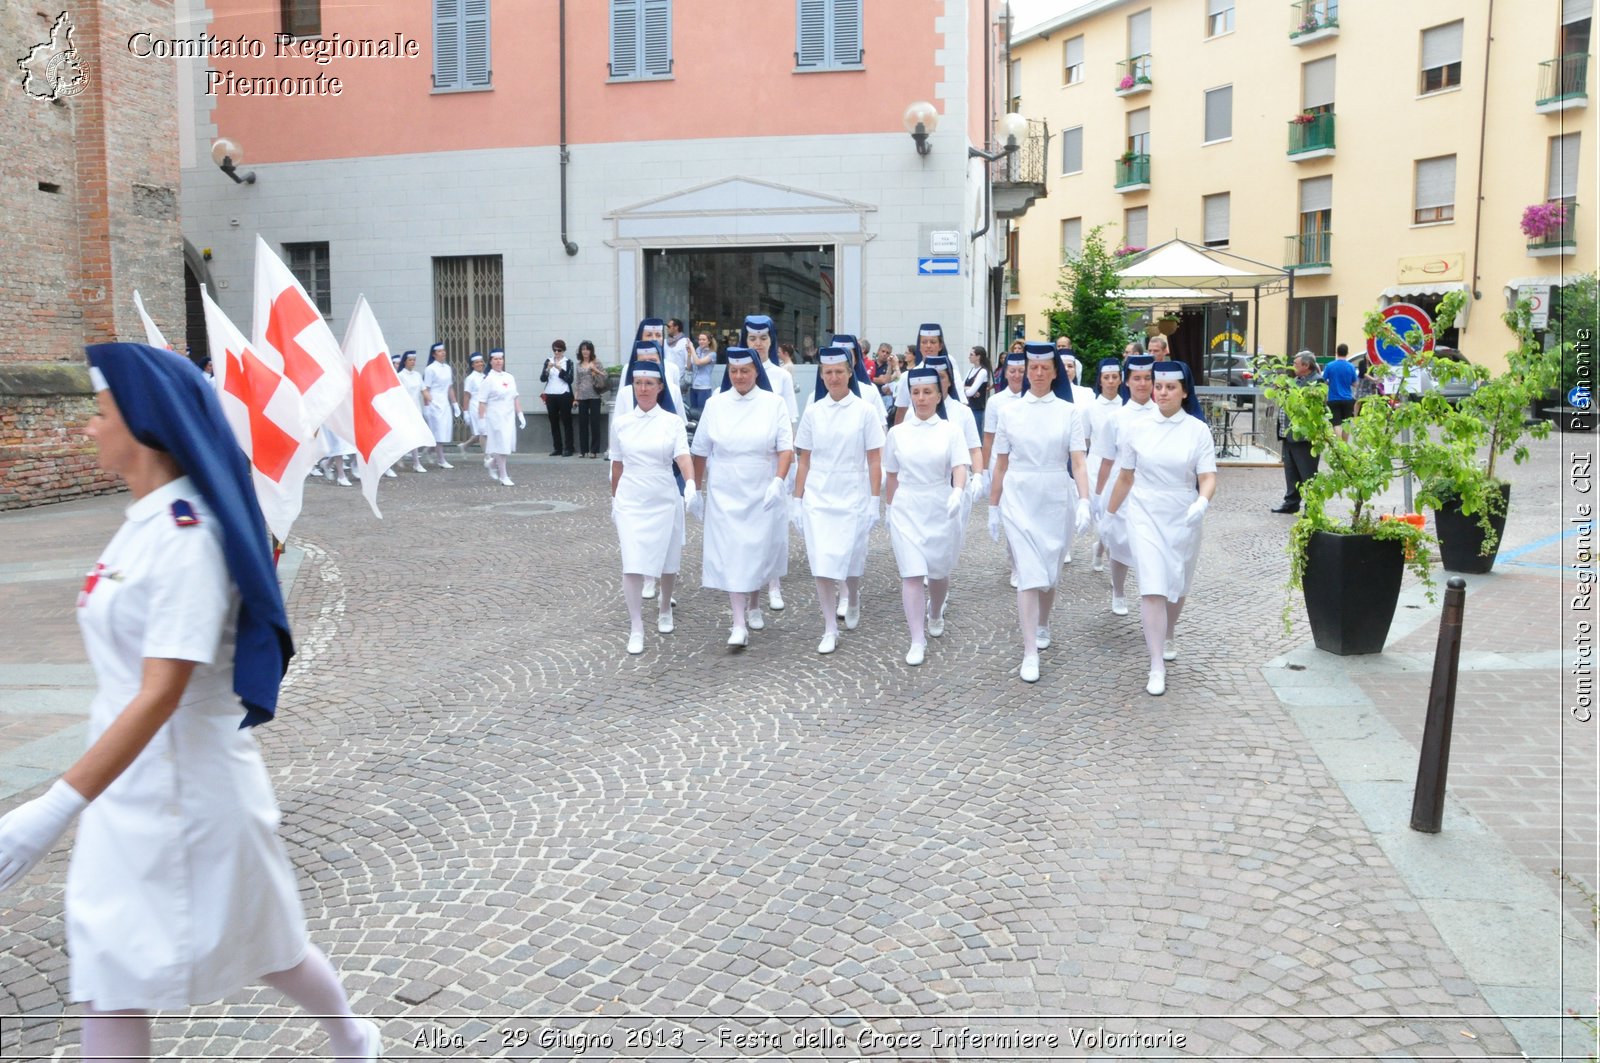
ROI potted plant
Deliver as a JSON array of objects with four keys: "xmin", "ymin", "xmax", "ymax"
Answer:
[
  {"xmin": 1290, "ymin": 111, "xmax": 1316, "ymax": 125},
  {"xmin": 1521, "ymin": 201, "xmax": 1570, "ymax": 242},
  {"xmin": 1117, "ymin": 74, "xmax": 1136, "ymax": 91},
  {"xmin": 1119, "ymin": 149, "xmax": 1138, "ymax": 163}
]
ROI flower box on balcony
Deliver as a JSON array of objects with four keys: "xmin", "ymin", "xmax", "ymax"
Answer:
[
  {"xmin": 1525, "ymin": 200, "xmax": 1578, "ymax": 257},
  {"xmin": 1287, "ymin": 111, "xmax": 1336, "ymax": 159},
  {"xmin": 1114, "ymin": 153, "xmax": 1151, "ymax": 192},
  {"xmin": 1288, "ymin": 1, "xmax": 1339, "ymax": 45}
]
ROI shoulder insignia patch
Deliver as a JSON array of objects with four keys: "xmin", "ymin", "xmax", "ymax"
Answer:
[{"xmin": 170, "ymin": 500, "xmax": 201, "ymax": 527}]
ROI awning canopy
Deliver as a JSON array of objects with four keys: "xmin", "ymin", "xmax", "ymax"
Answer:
[
  {"xmin": 1112, "ymin": 287, "xmax": 1210, "ymax": 304},
  {"xmin": 1503, "ymin": 275, "xmax": 1568, "ymax": 292},
  {"xmin": 1378, "ymin": 280, "xmax": 1469, "ymax": 301},
  {"xmin": 1116, "ymin": 238, "xmax": 1290, "ymax": 293}
]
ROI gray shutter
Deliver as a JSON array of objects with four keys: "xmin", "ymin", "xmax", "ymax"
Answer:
[
  {"xmin": 1124, "ymin": 206, "xmax": 1148, "ymax": 248},
  {"xmin": 797, "ymin": 0, "xmax": 827, "ymax": 65},
  {"xmin": 1061, "ymin": 218, "xmax": 1082, "ymax": 259},
  {"xmin": 1302, "ymin": 56, "xmax": 1335, "ymax": 109},
  {"xmin": 611, "ymin": 0, "xmax": 639, "ymax": 77},
  {"xmin": 463, "ymin": 0, "xmax": 490, "ymax": 87},
  {"xmin": 433, "ymin": 0, "xmax": 461, "ymax": 88},
  {"xmin": 1204, "ymin": 86, "xmax": 1232, "ymax": 141},
  {"xmin": 1550, "ymin": 133, "xmax": 1581, "ymax": 199},
  {"xmin": 1421, "ymin": 21, "xmax": 1463, "ymax": 70},
  {"xmin": 831, "ymin": 0, "xmax": 862, "ymax": 65},
  {"xmin": 1127, "ymin": 107, "xmax": 1149, "ymax": 138},
  {"xmin": 1207, "ymin": 0, "xmax": 1231, "ymax": 14},
  {"xmin": 1564, "ymin": 0, "xmax": 1592, "ymax": 24},
  {"xmin": 642, "ymin": 0, "xmax": 671, "ymax": 75},
  {"xmin": 1062, "ymin": 126, "xmax": 1083, "ymax": 173},
  {"xmin": 1299, "ymin": 175, "xmax": 1332, "ymax": 214},
  {"xmin": 1415, "ymin": 156, "xmax": 1456, "ymax": 210},
  {"xmin": 1128, "ymin": 8, "xmax": 1151, "ymax": 56},
  {"xmin": 1064, "ymin": 35, "xmax": 1084, "ymax": 74},
  {"xmin": 1204, "ymin": 193, "xmax": 1230, "ymax": 244}
]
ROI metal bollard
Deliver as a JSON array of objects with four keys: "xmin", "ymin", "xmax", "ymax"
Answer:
[{"xmin": 1410, "ymin": 577, "xmax": 1467, "ymax": 833}]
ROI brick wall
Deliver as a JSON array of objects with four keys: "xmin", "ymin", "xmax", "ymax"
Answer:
[{"xmin": 0, "ymin": 366, "xmax": 120, "ymax": 508}]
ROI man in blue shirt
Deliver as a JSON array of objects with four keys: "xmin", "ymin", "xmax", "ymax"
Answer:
[{"xmin": 1323, "ymin": 343, "xmax": 1359, "ymax": 439}]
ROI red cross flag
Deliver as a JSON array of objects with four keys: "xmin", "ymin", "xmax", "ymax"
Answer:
[
  {"xmin": 202, "ymin": 285, "xmax": 320, "ymax": 541},
  {"xmin": 252, "ymin": 235, "xmax": 349, "ymax": 436},
  {"xmin": 324, "ymin": 296, "xmax": 434, "ymax": 518}
]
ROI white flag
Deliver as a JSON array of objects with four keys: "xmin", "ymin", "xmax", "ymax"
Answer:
[
  {"xmin": 132, "ymin": 290, "xmax": 170, "ymax": 349},
  {"xmin": 329, "ymin": 297, "xmax": 435, "ymax": 518},
  {"xmin": 252, "ymin": 235, "xmax": 349, "ymax": 436}
]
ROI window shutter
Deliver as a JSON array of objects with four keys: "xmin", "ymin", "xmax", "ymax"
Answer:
[
  {"xmin": 1065, "ymin": 35, "xmax": 1084, "ymax": 70},
  {"xmin": 1204, "ymin": 86, "xmax": 1231, "ymax": 141},
  {"xmin": 1207, "ymin": 0, "xmax": 1230, "ymax": 15},
  {"xmin": 1062, "ymin": 126, "xmax": 1083, "ymax": 173},
  {"xmin": 1421, "ymin": 21, "xmax": 1463, "ymax": 69},
  {"xmin": 796, "ymin": 0, "xmax": 827, "ymax": 65},
  {"xmin": 1128, "ymin": 8, "xmax": 1151, "ymax": 55},
  {"xmin": 831, "ymin": 0, "xmax": 862, "ymax": 65},
  {"xmin": 1124, "ymin": 207, "xmax": 1148, "ymax": 248},
  {"xmin": 1299, "ymin": 175, "xmax": 1332, "ymax": 214},
  {"xmin": 1564, "ymin": 0, "xmax": 1592, "ymax": 24},
  {"xmin": 433, "ymin": 0, "xmax": 461, "ymax": 88},
  {"xmin": 1127, "ymin": 107, "xmax": 1150, "ymax": 138},
  {"xmin": 1302, "ymin": 57, "xmax": 1335, "ymax": 109},
  {"xmin": 1414, "ymin": 156, "xmax": 1456, "ymax": 210},
  {"xmin": 463, "ymin": 0, "xmax": 490, "ymax": 86},
  {"xmin": 1550, "ymin": 133, "xmax": 1581, "ymax": 199},
  {"xmin": 610, "ymin": 0, "xmax": 638, "ymax": 76},
  {"xmin": 642, "ymin": 0, "xmax": 671, "ymax": 75},
  {"xmin": 1062, "ymin": 218, "xmax": 1082, "ymax": 258},
  {"xmin": 1204, "ymin": 193, "xmax": 1230, "ymax": 244}
]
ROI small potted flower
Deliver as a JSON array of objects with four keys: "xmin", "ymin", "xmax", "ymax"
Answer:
[
  {"xmin": 1291, "ymin": 111, "xmax": 1316, "ymax": 125},
  {"xmin": 1521, "ymin": 201, "xmax": 1570, "ymax": 242},
  {"xmin": 1117, "ymin": 74, "xmax": 1136, "ymax": 91}
]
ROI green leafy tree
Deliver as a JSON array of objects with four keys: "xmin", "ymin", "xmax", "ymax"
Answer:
[
  {"xmin": 1549, "ymin": 271, "xmax": 1597, "ymax": 397},
  {"xmin": 1045, "ymin": 224, "xmax": 1132, "ymax": 367}
]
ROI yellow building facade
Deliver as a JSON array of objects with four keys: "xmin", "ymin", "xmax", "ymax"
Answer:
[{"xmin": 1006, "ymin": 0, "xmax": 1594, "ymax": 370}]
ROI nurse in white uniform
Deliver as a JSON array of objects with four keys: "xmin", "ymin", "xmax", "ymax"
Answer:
[
  {"xmin": 792, "ymin": 345, "xmax": 884, "ymax": 653},
  {"xmin": 983, "ymin": 350, "xmax": 1029, "ymax": 587},
  {"xmin": 475, "ymin": 349, "xmax": 525, "ymax": 486},
  {"xmin": 1091, "ymin": 353, "xmax": 1158, "ymax": 615},
  {"xmin": 613, "ymin": 336, "xmax": 686, "ymax": 603},
  {"xmin": 396, "ymin": 350, "xmax": 428, "ymax": 473},
  {"xmin": 986, "ymin": 342, "xmax": 1092, "ymax": 683},
  {"xmin": 1087, "ymin": 358, "xmax": 1126, "ymax": 572},
  {"xmin": 883, "ymin": 366, "xmax": 970, "ymax": 666},
  {"xmin": 0, "ymin": 343, "xmax": 379, "ymax": 1062},
  {"xmin": 461, "ymin": 351, "xmax": 488, "ymax": 458},
  {"xmin": 892, "ymin": 323, "xmax": 949, "ymax": 425},
  {"xmin": 690, "ymin": 347, "xmax": 794, "ymax": 647},
  {"xmin": 421, "ymin": 341, "xmax": 458, "ymax": 468},
  {"xmin": 741, "ymin": 316, "xmax": 796, "ymax": 613},
  {"xmin": 1104, "ymin": 360, "xmax": 1217, "ymax": 696},
  {"xmin": 315, "ymin": 427, "xmax": 355, "ymax": 486},
  {"xmin": 610, "ymin": 359, "xmax": 698, "ymax": 655}
]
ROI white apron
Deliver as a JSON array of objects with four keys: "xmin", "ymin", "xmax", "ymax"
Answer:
[
  {"xmin": 692, "ymin": 387, "xmax": 793, "ymax": 592},
  {"xmin": 464, "ymin": 369, "xmax": 487, "ymax": 436},
  {"xmin": 795, "ymin": 392, "xmax": 885, "ymax": 581},
  {"xmin": 1096, "ymin": 399, "xmax": 1158, "ymax": 564},
  {"xmin": 479, "ymin": 370, "xmax": 519, "ymax": 454},
  {"xmin": 422, "ymin": 359, "xmax": 453, "ymax": 442},
  {"xmin": 1117, "ymin": 412, "xmax": 1217, "ymax": 601},
  {"xmin": 612, "ymin": 405, "xmax": 689, "ymax": 577},
  {"xmin": 68, "ymin": 479, "xmax": 306, "ymax": 1011},
  {"xmin": 884, "ymin": 413, "xmax": 969, "ymax": 580},
  {"xmin": 995, "ymin": 393, "xmax": 1085, "ymax": 590}
]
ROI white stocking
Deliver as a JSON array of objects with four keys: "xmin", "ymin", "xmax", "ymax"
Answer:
[
  {"xmin": 622, "ymin": 574, "xmax": 645, "ymax": 635},
  {"xmin": 1017, "ymin": 589, "xmax": 1040, "ymax": 655},
  {"xmin": 1167, "ymin": 596, "xmax": 1186, "ymax": 638},
  {"xmin": 927, "ymin": 578, "xmax": 950, "ymax": 623},
  {"xmin": 729, "ymin": 592, "xmax": 748, "ymax": 629},
  {"xmin": 1139, "ymin": 595, "xmax": 1168, "ymax": 675},
  {"xmin": 495, "ymin": 455, "xmax": 509, "ymax": 479},
  {"xmin": 1111, "ymin": 559, "xmax": 1130, "ymax": 598},
  {"xmin": 81, "ymin": 1007, "xmax": 151, "ymax": 1063},
  {"xmin": 657, "ymin": 573, "xmax": 677, "ymax": 615},
  {"xmin": 844, "ymin": 576, "xmax": 861, "ymax": 608},
  {"xmin": 901, "ymin": 579, "xmax": 927, "ymax": 644},
  {"xmin": 815, "ymin": 579, "xmax": 839, "ymax": 636},
  {"xmin": 433, "ymin": 443, "xmax": 446, "ymax": 464},
  {"xmin": 259, "ymin": 945, "xmax": 367, "ymax": 1061}
]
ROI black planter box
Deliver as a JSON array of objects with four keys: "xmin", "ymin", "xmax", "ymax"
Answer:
[
  {"xmin": 1303, "ymin": 530, "xmax": 1405, "ymax": 656},
  {"xmin": 1435, "ymin": 482, "xmax": 1511, "ymax": 575}
]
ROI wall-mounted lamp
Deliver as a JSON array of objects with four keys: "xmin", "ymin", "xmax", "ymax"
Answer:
[
  {"xmin": 211, "ymin": 138, "xmax": 256, "ymax": 184},
  {"xmin": 902, "ymin": 100, "xmax": 939, "ymax": 156},
  {"xmin": 969, "ymin": 112, "xmax": 1029, "ymax": 162}
]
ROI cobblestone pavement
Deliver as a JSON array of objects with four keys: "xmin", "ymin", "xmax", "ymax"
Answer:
[{"xmin": 0, "ymin": 434, "xmax": 1582, "ymax": 1060}]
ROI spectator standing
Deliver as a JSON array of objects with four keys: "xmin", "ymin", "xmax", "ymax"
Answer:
[
  {"xmin": 573, "ymin": 341, "xmax": 608, "ymax": 458},
  {"xmin": 664, "ymin": 318, "xmax": 693, "ymax": 388},
  {"xmin": 964, "ymin": 346, "xmax": 991, "ymax": 425},
  {"xmin": 689, "ymin": 332, "xmax": 717, "ymax": 417},
  {"xmin": 1272, "ymin": 350, "xmax": 1322, "ymax": 514},
  {"xmin": 1322, "ymin": 343, "xmax": 1359, "ymax": 436},
  {"xmin": 541, "ymin": 340, "xmax": 575, "ymax": 457}
]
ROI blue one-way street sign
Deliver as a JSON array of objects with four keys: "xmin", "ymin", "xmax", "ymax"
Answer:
[{"xmin": 917, "ymin": 256, "xmax": 960, "ymax": 275}]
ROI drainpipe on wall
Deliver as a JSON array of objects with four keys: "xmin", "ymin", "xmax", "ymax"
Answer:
[
  {"xmin": 1468, "ymin": 0, "xmax": 1495, "ymax": 309},
  {"xmin": 558, "ymin": 0, "xmax": 579, "ymax": 257}
]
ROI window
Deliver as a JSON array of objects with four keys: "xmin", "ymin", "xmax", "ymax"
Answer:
[
  {"xmin": 1124, "ymin": 206, "xmax": 1148, "ymax": 250},
  {"xmin": 433, "ymin": 255, "xmax": 505, "ymax": 381},
  {"xmin": 1549, "ymin": 132, "xmax": 1581, "ymax": 200},
  {"xmin": 610, "ymin": 0, "xmax": 672, "ymax": 79},
  {"xmin": 1008, "ymin": 57, "xmax": 1022, "ymax": 112},
  {"xmin": 796, "ymin": 0, "xmax": 863, "ymax": 70},
  {"xmin": 1128, "ymin": 8, "xmax": 1152, "ymax": 59},
  {"xmin": 433, "ymin": 0, "xmax": 491, "ymax": 91},
  {"xmin": 1203, "ymin": 85, "xmax": 1232, "ymax": 142},
  {"xmin": 1127, "ymin": 107, "xmax": 1150, "ymax": 155},
  {"xmin": 1207, "ymin": 0, "xmax": 1235, "ymax": 37},
  {"xmin": 1561, "ymin": 0, "xmax": 1591, "ymax": 55},
  {"xmin": 1420, "ymin": 20, "xmax": 1463, "ymax": 93},
  {"xmin": 1289, "ymin": 297, "xmax": 1338, "ymax": 358},
  {"xmin": 1414, "ymin": 155, "xmax": 1456, "ymax": 224},
  {"xmin": 285, "ymin": 242, "xmax": 331, "ymax": 316},
  {"xmin": 1203, "ymin": 193, "xmax": 1230, "ymax": 247},
  {"xmin": 1302, "ymin": 55, "xmax": 1335, "ymax": 112},
  {"xmin": 281, "ymin": 0, "xmax": 319, "ymax": 38},
  {"xmin": 1299, "ymin": 175, "xmax": 1332, "ymax": 233},
  {"xmin": 1061, "ymin": 125, "xmax": 1083, "ymax": 174},
  {"xmin": 1063, "ymin": 35, "xmax": 1084, "ymax": 83},
  {"xmin": 1061, "ymin": 217, "xmax": 1082, "ymax": 262}
]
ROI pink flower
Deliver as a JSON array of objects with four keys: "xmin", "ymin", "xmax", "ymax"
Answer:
[
  {"xmin": 1521, "ymin": 201, "xmax": 1569, "ymax": 238},
  {"xmin": 1118, "ymin": 74, "xmax": 1135, "ymax": 90}
]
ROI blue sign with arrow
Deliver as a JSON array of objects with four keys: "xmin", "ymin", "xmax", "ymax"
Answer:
[{"xmin": 918, "ymin": 256, "xmax": 960, "ymax": 276}]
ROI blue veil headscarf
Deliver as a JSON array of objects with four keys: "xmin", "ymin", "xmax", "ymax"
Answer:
[
  {"xmin": 85, "ymin": 343, "xmax": 293, "ymax": 729},
  {"xmin": 718, "ymin": 346, "xmax": 773, "ymax": 392},
  {"xmin": 1022, "ymin": 342, "xmax": 1074, "ymax": 401},
  {"xmin": 739, "ymin": 315, "xmax": 782, "ymax": 368},
  {"xmin": 1096, "ymin": 357, "xmax": 1126, "ymax": 405},
  {"xmin": 623, "ymin": 346, "xmax": 679, "ymax": 416},
  {"xmin": 1153, "ymin": 361, "xmax": 1205, "ymax": 421},
  {"xmin": 920, "ymin": 354, "xmax": 967, "ymax": 406},
  {"xmin": 903, "ymin": 365, "xmax": 948, "ymax": 419},
  {"xmin": 1121, "ymin": 354, "xmax": 1156, "ymax": 402},
  {"xmin": 813, "ymin": 345, "xmax": 861, "ymax": 400},
  {"xmin": 830, "ymin": 334, "xmax": 875, "ymax": 391},
  {"xmin": 633, "ymin": 318, "xmax": 666, "ymax": 346}
]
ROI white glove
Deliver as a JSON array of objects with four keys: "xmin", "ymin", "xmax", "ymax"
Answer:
[
  {"xmin": 987, "ymin": 507, "xmax": 1002, "ymax": 542},
  {"xmin": 0, "ymin": 779, "xmax": 87, "ymax": 893},
  {"xmin": 790, "ymin": 496, "xmax": 806, "ymax": 531},
  {"xmin": 1091, "ymin": 492, "xmax": 1106, "ymax": 522},
  {"xmin": 451, "ymin": 402, "xmax": 461, "ymax": 419},
  {"xmin": 945, "ymin": 486, "xmax": 964, "ymax": 517},
  {"xmin": 762, "ymin": 477, "xmax": 785, "ymax": 510},
  {"xmin": 685, "ymin": 482, "xmax": 704, "ymax": 520},
  {"xmin": 1184, "ymin": 496, "xmax": 1210, "ymax": 527},
  {"xmin": 516, "ymin": 412, "xmax": 526, "ymax": 430},
  {"xmin": 864, "ymin": 495, "xmax": 882, "ymax": 532},
  {"xmin": 1075, "ymin": 498, "xmax": 1091, "ymax": 536},
  {"xmin": 965, "ymin": 477, "xmax": 982, "ymax": 505}
]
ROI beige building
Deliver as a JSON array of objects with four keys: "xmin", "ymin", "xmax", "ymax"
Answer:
[{"xmin": 1005, "ymin": 0, "xmax": 1594, "ymax": 370}]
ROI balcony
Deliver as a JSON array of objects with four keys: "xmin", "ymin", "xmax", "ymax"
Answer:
[
  {"xmin": 1284, "ymin": 230, "xmax": 1332, "ymax": 274},
  {"xmin": 992, "ymin": 118, "xmax": 1051, "ymax": 220},
  {"xmin": 1528, "ymin": 199, "xmax": 1579, "ymax": 257},
  {"xmin": 1287, "ymin": 112, "xmax": 1336, "ymax": 159},
  {"xmin": 1114, "ymin": 153, "xmax": 1151, "ymax": 192},
  {"xmin": 1536, "ymin": 54, "xmax": 1589, "ymax": 112},
  {"xmin": 1288, "ymin": 0, "xmax": 1339, "ymax": 45},
  {"xmin": 1115, "ymin": 54, "xmax": 1152, "ymax": 96},
  {"xmin": 1004, "ymin": 267, "xmax": 1020, "ymax": 300}
]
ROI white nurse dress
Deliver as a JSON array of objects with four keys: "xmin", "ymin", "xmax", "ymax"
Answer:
[
  {"xmin": 1115, "ymin": 411, "xmax": 1217, "ymax": 602},
  {"xmin": 884, "ymin": 413, "xmax": 969, "ymax": 580},
  {"xmin": 794, "ymin": 391, "xmax": 884, "ymax": 581},
  {"xmin": 612, "ymin": 404, "xmax": 690, "ymax": 578},
  {"xmin": 692, "ymin": 387, "xmax": 793, "ymax": 593},
  {"xmin": 478, "ymin": 369, "xmax": 520, "ymax": 454},
  {"xmin": 994, "ymin": 392, "xmax": 1086, "ymax": 590}
]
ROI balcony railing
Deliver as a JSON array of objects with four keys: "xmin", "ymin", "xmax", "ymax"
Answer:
[
  {"xmin": 1528, "ymin": 198, "xmax": 1579, "ymax": 255},
  {"xmin": 1287, "ymin": 112, "xmax": 1336, "ymax": 156},
  {"xmin": 1284, "ymin": 230, "xmax": 1332, "ymax": 270},
  {"xmin": 1115, "ymin": 54, "xmax": 1152, "ymax": 94},
  {"xmin": 1537, "ymin": 54, "xmax": 1589, "ymax": 108},
  {"xmin": 1004, "ymin": 268, "xmax": 1020, "ymax": 299},
  {"xmin": 1114, "ymin": 153, "xmax": 1151, "ymax": 190},
  {"xmin": 1288, "ymin": 0, "xmax": 1339, "ymax": 41},
  {"xmin": 992, "ymin": 118, "xmax": 1051, "ymax": 220}
]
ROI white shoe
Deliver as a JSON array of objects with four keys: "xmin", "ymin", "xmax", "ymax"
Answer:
[
  {"xmin": 769, "ymin": 588, "xmax": 785, "ymax": 611},
  {"xmin": 817, "ymin": 633, "xmax": 838, "ymax": 655},
  {"xmin": 484, "ymin": 455, "xmax": 494, "ymax": 468},
  {"xmin": 1111, "ymin": 594, "xmax": 1129, "ymax": 616},
  {"xmin": 499, "ymin": 476, "xmax": 514, "ymax": 486},
  {"xmin": 905, "ymin": 641, "xmax": 926, "ymax": 666},
  {"xmin": 383, "ymin": 468, "xmax": 397, "ymax": 478},
  {"xmin": 657, "ymin": 609, "xmax": 674, "ymax": 634},
  {"xmin": 1063, "ymin": 549, "xmax": 1073, "ymax": 565},
  {"xmin": 355, "ymin": 1018, "xmax": 382, "ymax": 1062},
  {"xmin": 844, "ymin": 603, "xmax": 860, "ymax": 631},
  {"xmin": 1163, "ymin": 639, "xmax": 1177, "ymax": 662},
  {"xmin": 836, "ymin": 594, "xmax": 848, "ymax": 619},
  {"xmin": 1009, "ymin": 574, "xmax": 1019, "ymax": 589},
  {"xmin": 927, "ymin": 608, "xmax": 946, "ymax": 638},
  {"xmin": 1036, "ymin": 626, "xmax": 1051, "ymax": 649},
  {"xmin": 1092, "ymin": 556, "xmax": 1105, "ymax": 573},
  {"xmin": 747, "ymin": 607, "xmax": 765, "ymax": 631},
  {"xmin": 413, "ymin": 462, "xmax": 426, "ymax": 473},
  {"xmin": 728, "ymin": 626, "xmax": 749, "ymax": 648},
  {"xmin": 1147, "ymin": 670, "xmax": 1166, "ymax": 696},
  {"xmin": 627, "ymin": 632, "xmax": 645, "ymax": 655},
  {"xmin": 1020, "ymin": 654, "xmax": 1040, "ymax": 683},
  {"xmin": 336, "ymin": 475, "xmax": 352, "ymax": 487},
  {"xmin": 438, "ymin": 459, "xmax": 454, "ymax": 469},
  {"xmin": 642, "ymin": 578, "xmax": 657, "ymax": 600}
]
